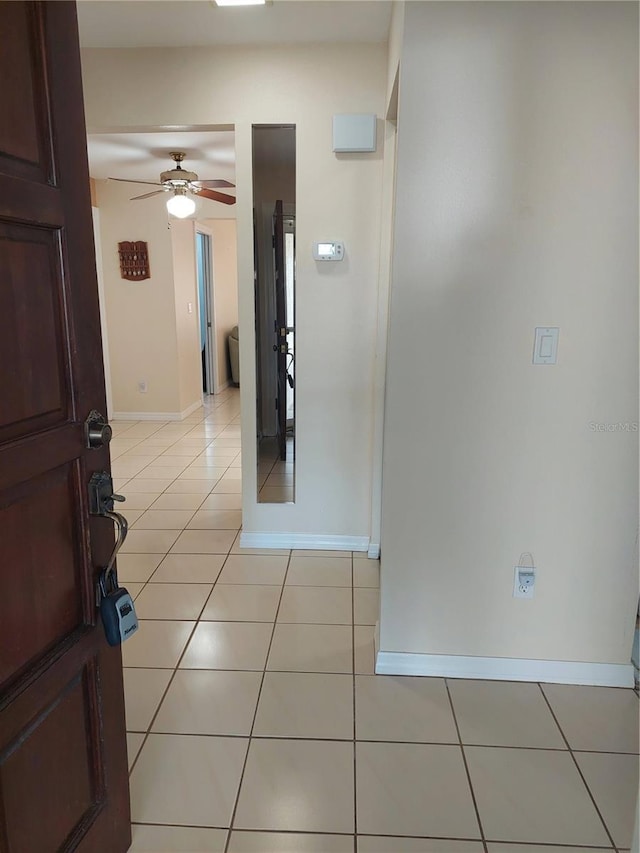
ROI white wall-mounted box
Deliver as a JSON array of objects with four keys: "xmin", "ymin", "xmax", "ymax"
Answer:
[{"xmin": 333, "ymin": 114, "xmax": 377, "ymax": 153}]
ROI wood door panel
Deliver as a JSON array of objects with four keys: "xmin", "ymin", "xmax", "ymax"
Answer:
[
  {"xmin": 0, "ymin": 224, "xmax": 69, "ymax": 440},
  {"xmin": 1, "ymin": 670, "xmax": 101, "ymax": 852},
  {"xmin": 0, "ymin": 4, "xmax": 131, "ymax": 849},
  {"xmin": 0, "ymin": 3, "xmax": 52, "ymax": 183},
  {"xmin": 0, "ymin": 464, "xmax": 89, "ymax": 688}
]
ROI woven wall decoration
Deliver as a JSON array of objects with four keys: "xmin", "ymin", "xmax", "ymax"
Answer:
[{"xmin": 118, "ymin": 241, "xmax": 150, "ymax": 281}]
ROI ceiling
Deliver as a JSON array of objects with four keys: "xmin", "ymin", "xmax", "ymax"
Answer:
[
  {"xmin": 81, "ymin": 2, "xmax": 389, "ymax": 197},
  {"xmin": 77, "ymin": 1, "xmax": 393, "ymax": 48},
  {"xmin": 87, "ymin": 130, "xmax": 236, "ymax": 186}
]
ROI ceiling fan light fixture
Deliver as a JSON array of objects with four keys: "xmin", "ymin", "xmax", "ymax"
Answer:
[
  {"xmin": 214, "ymin": 0, "xmax": 266, "ymax": 6},
  {"xmin": 166, "ymin": 190, "xmax": 196, "ymax": 219}
]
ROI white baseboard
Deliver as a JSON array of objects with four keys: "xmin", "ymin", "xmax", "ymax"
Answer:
[
  {"xmin": 240, "ymin": 531, "xmax": 369, "ymax": 552},
  {"xmin": 374, "ymin": 649, "xmax": 635, "ymax": 688},
  {"xmin": 112, "ymin": 399, "xmax": 202, "ymax": 422},
  {"xmin": 182, "ymin": 399, "xmax": 204, "ymax": 418},
  {"xmin": 368, "ymin": 542, "xmax": 381, "ymax": 559}
]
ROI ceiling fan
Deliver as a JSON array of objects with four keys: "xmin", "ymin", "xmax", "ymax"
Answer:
[{"xmin": 109, "ymin": 151, "xmax": 236, "ymax": 217}]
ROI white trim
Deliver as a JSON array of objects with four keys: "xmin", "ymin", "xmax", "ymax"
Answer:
[
  {"xmin": 369, "ymin": 120, "xmax": 398, "ymax": 573},
  {"xmin": 367, "ymin": 542, "xmax": 381, "ymax": 559},
  {"xmin": 181, "ymin": 399, "xmax": 204, "ymax": 418},
  {"xmin": 240, "ymin": 531, "xmax": 369, "ymax": 552},
  {"xmin": 374, "ymin": 649, "xmax": 635, "ymax": 688},
  {"xmin": 112, "ymin": 399, "xmax": 202, "ymax": 422}
]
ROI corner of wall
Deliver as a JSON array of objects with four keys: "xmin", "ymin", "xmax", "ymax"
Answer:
[{"xmin": 386, "ymin": 1, "xmax": 405, "ymax": 111}]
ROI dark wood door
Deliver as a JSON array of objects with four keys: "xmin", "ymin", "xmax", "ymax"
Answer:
[
  {"xmin": 273, "ymin": 200, "xmax": 287, "ymax": 460},
  {"xmin": 0, "ymin": 3, "xmax": 131, "ymax": 851}
]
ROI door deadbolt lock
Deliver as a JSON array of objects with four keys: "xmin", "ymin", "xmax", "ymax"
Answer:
[
  {"xmin": 85, "ymin": 410, "xmax": 112, "ymax": 449},
  {"xmin": 88, "ymin": 471, "xmax": 137, "ymax": 646}
]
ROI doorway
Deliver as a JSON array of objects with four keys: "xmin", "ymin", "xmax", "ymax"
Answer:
[
  {"xmin": 196, "ymin": 228, "xmax": 218, "ymax": 396},
  {"xmin": 86, "ymin": 127, "xmax": 237, "ymax": 419}
]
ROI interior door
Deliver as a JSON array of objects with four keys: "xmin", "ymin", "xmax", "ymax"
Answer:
[
  {"xmin": 273, "ymin": 199, "xmax": 287, "ymax": 460},
  {"xmin": 196, "ymin": 229, "xmax": 217, "ymax": 396},
  {"xmin": 0, "ymin": 3, "xmax": 130, "ymax": 851}
]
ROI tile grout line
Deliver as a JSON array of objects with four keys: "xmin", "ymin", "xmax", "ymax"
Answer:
[
  {"xmin": 113, "ymin": 414, "xmax": 218, "ymax": 468},
  {"xmin": 126, "ymin": 611, "xmax": 201, "ymax": 778},
  {"xmin": 125, "ymin": 420, "xmax": 241, "ymax": 779},
  {"xmin": 351, "ymin": 553, "xmax": 358, "ymax": 853},
  {"xmin": 124, "ymin": 419, "xmax": 240, "ymax": 777},
  {"xmin": 537, "ymin": 683, "xmax": 620, "ymax": 852},
  {"xmin": 482, "ymin": 841, "xmax": 617, "ymax": 851},
  {"xmin": 444, "ymin": 679, "xmax": 488, "ymax": 853},
  {"xmin": 125, "ymin": 820, "xmax": 616, "ymax": 850},
  {"xmin": 117, "ymin": 422, "xmax": 189, "ymax": 776},
  {"xmin": 123, "ymin": 726, "xmax": 640, "ymax": 754},
  {"xmin": 118, "ymin": 417, "xmax": 240, "ymax": 500},
  {"xmin": 222, "ymin": 548, "xmax": 294, "ymax": 853},
  {"xmin": 129, "ymin": 615, "xmax": 369, "ymax": 627},
  {"xmin": 123, "ymin": 504, "xmax": 208, "ymax": 607}
]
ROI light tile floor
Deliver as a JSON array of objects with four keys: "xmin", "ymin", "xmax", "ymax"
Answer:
[{"xmin": 112, "ymin": 390, "xmax": 639, "ymax": 853}]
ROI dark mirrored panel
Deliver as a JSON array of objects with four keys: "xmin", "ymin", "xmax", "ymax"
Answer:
[{"xmin": 252, "ymin": 125, "xmax": 296, "ymax": 503}]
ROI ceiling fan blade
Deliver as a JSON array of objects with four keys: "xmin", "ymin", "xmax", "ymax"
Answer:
[
  {"xmin": 131, "ymin": 190, "xmax": 165, "ymax": 200},
  {"xmin": 109, "ymin": 177, "xmax": 163, "ymax": 186},
  {"xmin": 195, "ymin": 188, "xmax": 236, "ymax": 205},
  {"xmin": 192, "ymin": 179, "xmax": 236, "ymax": 189}
]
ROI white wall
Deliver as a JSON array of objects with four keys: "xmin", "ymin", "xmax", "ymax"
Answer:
[
  {"xmin": 82, "ymin": 43, "xmax": 387, "ymax": 542},
  {"xmin": 380, "ymin": 2, "xmax": 639, "ymax": 675},
  {"xmin": 96, "ymin": 179, "xmax": 182, "ymax": 415},
  {"xmin": 95, "ymin": 180, "xmax": 203, "ymax": 418}
]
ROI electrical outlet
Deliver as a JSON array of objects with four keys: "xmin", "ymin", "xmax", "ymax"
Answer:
[
  {"xmin": 138, "ymin": 379, "xmax": 147, "ymax": 394},
  {"xmin": 513, "ymin": 566, "xmax": 535, "ymax": 599}
]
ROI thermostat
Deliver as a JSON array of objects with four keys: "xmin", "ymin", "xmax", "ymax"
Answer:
[{"xmin": 313, "ymin": 241, "xmax": 344, "ymax": 261}]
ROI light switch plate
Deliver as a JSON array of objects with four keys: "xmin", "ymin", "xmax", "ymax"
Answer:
[{"xmin": 533, "ymin": 327, "xmax": 559, "ymax": 364}]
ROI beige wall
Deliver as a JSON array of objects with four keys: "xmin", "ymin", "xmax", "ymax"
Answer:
[
  {"xmin": 202, "ymin": 218, "xmax": 239, "ymax": 389},
  {"xmin": 95, "ymin": 180, "xmax": 203, "ymax": 417},
  {"xmin": 380, "ymin": 2, "xmax": 639, "ymax": 667},
  {"xmin": 96, "ymin": 179, "xmax": 182, "ymax": 414},
  {"xmin": 171, "ymin": 220, "xmax": 202, "ymax": 412},
  {"xmin": 82, "ymin": 43, "xmax": 387, "ymax": 539}
]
